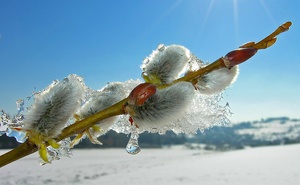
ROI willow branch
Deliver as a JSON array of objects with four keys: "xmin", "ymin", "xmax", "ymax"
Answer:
[
  {"xmin": 57, "ymin": 98, "xmax": 128, "ymax": 140},
  {"xmin": 0, "ymin": 21, "xmax": 292, "ymax": 168},
  {"xmin": 240, "ymin": 21, "xmax": 292, "ymax": 49}
]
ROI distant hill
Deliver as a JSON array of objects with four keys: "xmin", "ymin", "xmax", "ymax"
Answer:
[
  {"xmin": 1, "ymin": 117, "xmax": 300, "ymax": 149},
  {"xmin": 186, "ymin": 117, "xmax": 300, "ymax": 150}
]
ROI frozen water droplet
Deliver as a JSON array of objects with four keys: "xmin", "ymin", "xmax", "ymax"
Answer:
[
  {"xmin": 47, "ymin": 147, "xmax": 60, "ymax": 161},
  {"xmin": 16, "ymin": 99, "xmax": 24, "ymax": 115},
  {"xmin": 63, "ymin": 77, "xmax": 69, "ymax": 83},
  {"xmin": 157, "ymin": 44, "xmax": 166, "ymax": 52},
  {"xmin": 143, "ymin": 58, "xmax": 150, "ymax": 65},
  {"xmin": 39, "ymin": 138, "xmax": 72, "ymax": 165},
  {"xmin": 6, "ymin": 128, "xmax": 27, "ymax": 143},
  {"xmin": 125, "ymin": 130, "xmax": 141, "ymax": 155},
  {"xmin": 57, "ymin": 138, "xmax": 73, "ymax": 157}
]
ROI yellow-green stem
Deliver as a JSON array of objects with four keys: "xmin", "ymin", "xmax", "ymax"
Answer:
[
  {"xmin": 57, "ymin": 98, "xmax": 128, "ymax": 140},
  {"xmin": 0, "ymin": 141, "xmax": 37, "ymax": 168},
  {"xmin": 158, "ymin": 58, "xmax": 225, "ymax": 89}
]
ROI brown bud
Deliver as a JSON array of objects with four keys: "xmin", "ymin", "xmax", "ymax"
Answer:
[
  {"xmin": 223, "ymin": 47, "xmax": 258, "ymax": 68},
  {"xmin": 127, "ymin": 83, "xmax": 157, "ymax": 106}
]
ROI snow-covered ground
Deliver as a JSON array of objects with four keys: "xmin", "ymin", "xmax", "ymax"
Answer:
[
  {"xmin": 1, "ymin": 144, "xmax": 300, "ymax": 185},
  {"xmin": 234, "ymin": 118, "xmax": 300, "ymax": 141}
]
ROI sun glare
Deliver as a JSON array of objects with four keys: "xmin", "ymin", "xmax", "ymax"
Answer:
[
  {"xmin": 259, "ymin": 0, "xmax": 277, "ymax": 26},
  {"xmin": 201, "ymin": 0, "xmax": 215, "ymax": 29},
  {"xmin": 233, "ymin": 0, "xmax": 239, "ymax": 45}
]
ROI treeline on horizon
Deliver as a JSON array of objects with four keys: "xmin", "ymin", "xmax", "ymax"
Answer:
[
  {"xmin": 1, "ymin": 117, "xmax": 300, "ymax": 150},
  {"xmin": 0, "ymin": 130, "xmax": 186, "ymax": 149}
]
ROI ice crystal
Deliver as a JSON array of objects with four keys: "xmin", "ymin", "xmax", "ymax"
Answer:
[
  {"xmin": 112, "ymin": 115, "xmax": 132, "ymax": 135},
  {"xmin": 16, "ymin": 99, "xmax": 24, "ymax": 115},
  {"xmin": 39, "ymin": 138, "xmax": 73, "ymax": 165},
  {"xmin": 0, "ymin": 109, "xmax": 27, "ymax": 142},
  {"xmin": 6, "ymin": 128, "xmax": 27, "ymax": 143},
  {"xmin": 171, "ymin": 93, "xmax": 232, "ymax": 134},
  {"xmin": 120, "ymin": 79, "xmax": 143, "ymax": 95},
  {"xmin": 0, "ymin": 110, "xmax": 9, "ymax": 136}
]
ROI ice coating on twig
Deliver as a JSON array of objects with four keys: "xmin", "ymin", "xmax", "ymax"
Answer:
[
  {"xmin": 141, "ymin": 44, "xmax": 190, "ymax": 85},
  {"xmin": 114, "ymin": 45, "xmax": 237, "ymax": 135},
  {"xmin": 77, "ymin": 82, "xmax": 127, "ymax": 130},
  {"xmin": 72, "ymin": 82, "xmax": 128, "ymax": 145}
]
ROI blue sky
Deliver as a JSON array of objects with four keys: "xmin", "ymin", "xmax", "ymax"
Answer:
[{"xmin": 0, "ymin": 0, "xmax": 299, "ymax": 122}]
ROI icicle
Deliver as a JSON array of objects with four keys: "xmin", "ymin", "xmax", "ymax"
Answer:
[{"xmin": 125, "ymin": 126, "xmax": 141, "ymax": 155}]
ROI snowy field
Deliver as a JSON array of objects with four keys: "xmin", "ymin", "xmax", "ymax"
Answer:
[{"xmin": 1, "ymin": 144, "xmax": 300, "ymax": 185}]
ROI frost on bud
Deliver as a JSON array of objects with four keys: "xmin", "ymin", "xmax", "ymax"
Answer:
[
  {"xmin": 141, "ymin": 44, "xmax": 190, "ymax": 85},
  {"xmin": 124, "ymin": 82, "xmax": 196, "ymax": 133},
  {"xmin": 71, "ymin": 82, "xmax": 127, "ymax": 146},
  {"xmin": 22, "ymin": 74, "xmax": 85, "ymax": 163}
]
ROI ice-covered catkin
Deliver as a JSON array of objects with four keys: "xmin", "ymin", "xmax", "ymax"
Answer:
[
  {"xmin": 23, "ymin": 74, "xmax": 85, "ymax": 140},
  {"xmin": 73, "ymin": 82, "xmax": 127, "ymax": 145},
  {"xmin": 188, "ymin": 54, "xmax": 239, "ymax": 95},
  {"xmin": 141, "ymin": 44, "xmax": 190, "ymax": 85},
  {"xmin": 125, "ymin": 82, "xmax": 196, "ymax": 133},
  {"xmin": 196, "ymin": 66, "xmax": 239, "ymax": 95}
]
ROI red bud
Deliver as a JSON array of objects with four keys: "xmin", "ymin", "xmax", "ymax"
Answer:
[
  {"xmin": 127, "ymin": 83, "xmax": 157, "ymax": 106},
  {"xmin": 223, "ymin": 47, "xmax": 258, "ymax": 68}
]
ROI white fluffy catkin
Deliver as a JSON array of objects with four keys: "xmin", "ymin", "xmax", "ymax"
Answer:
[
  {"xmin": 196, "ymin": 66, "xmax": 239, "ymax": 95},
  {"xmin": 141, "ymin": 44, "xmax": 190, "ymax": 85},
  {"xmin": 130, "ymin": 81, "xmax": 196, "ymax": 133},
  {"xmin": 76, "ymin": 82, "xmax": 127, "ymax": 136},
  {"xmin": 188, "ymin": 54, "xmax": 239, "ymax": 95},
  {"xmin": 22, "ymin": 74, "xmax": 85, "ymax": 138}
]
